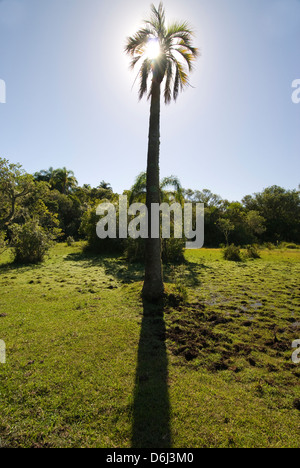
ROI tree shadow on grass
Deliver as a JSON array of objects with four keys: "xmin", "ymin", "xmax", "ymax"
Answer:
[
  {"xmin": 132, "ymin": 299, "xmax": 171, "ymax": 448},
  {"xmin": 64, "ymin": 251, "xmax": 144, "ymax": 284},
  {"xmin": 64, "ymin": 251, "xmax": 206, "ymax": 288},
  {"xmin": 163, "ymin": 260, "xmax": 208, "ymax": 288},
  {"xmin": 0, "ymin": 260, "xmax": 43, "ymax": 274}
]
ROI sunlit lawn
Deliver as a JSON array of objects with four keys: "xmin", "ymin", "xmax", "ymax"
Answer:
[{"xmin": 0, "ymin": 243, "xmax": 299, "ymax": 448}]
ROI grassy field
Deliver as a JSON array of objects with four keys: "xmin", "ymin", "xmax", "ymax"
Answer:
[{"xmin": 0, "ymin": 243, "xmax": 299, "ymax": 448}]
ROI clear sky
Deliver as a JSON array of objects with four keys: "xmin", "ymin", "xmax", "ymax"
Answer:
[{"xmin": 0, "ymin": 0, "xmax": 299, "ymax": 201}]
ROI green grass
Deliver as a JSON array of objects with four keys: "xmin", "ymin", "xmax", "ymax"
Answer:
[{"xmin": 0, "ymin": 243, "xmax": 299, "ymax": 447}]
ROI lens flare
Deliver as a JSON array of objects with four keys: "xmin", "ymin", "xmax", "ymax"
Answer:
[{"xmin": 144, "ymin": 39, "xmax": 161, "ymax": 59}]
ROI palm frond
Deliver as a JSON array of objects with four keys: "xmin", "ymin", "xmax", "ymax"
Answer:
[
  {"xmin": 166, "ymin": 22, "xmax": 194, "ymax": 39},
  {"xmin": 125, "ymin": 27, "xmax": 153, "ymax": 56},
  {"xmin": 173, "ymin": 65, "xmax": 180, "ymax": 101},
  {"xmin": 173, "ymin": 45, "xmax": 196, "ymax": 72},
  {"xmin": 129, "ymin": 55, "xmax": 142, "ymax": 70},
  {"xmin": 129, "ymin": 172, "xmax": 147, "ymax": 204},
  {"xmin": 166, "ymin": 23, "xmax": 199, "ymax": 57},
  {"xmin": 178, "ymin": 40, "xmax": 199, "ymax": 58},
  {"xmin": 160, "ymin": 175, "xmax": 184, "ymax": 203},
  {"xmin": 139, "ymin": 59, "xmax": 151, "ymax": 100},
  {"xmin": 145, "ymin": 3, "xmax": 166, "ymax": 38},
  {"xmin": 171, "ymin": 59, "xmax": 189, "ymax": 100},
  {"xmin": 164, "ymin": 60, "xmax": 173, "ymax": 104}
]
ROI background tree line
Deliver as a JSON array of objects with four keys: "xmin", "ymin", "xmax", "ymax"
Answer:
[{"xmin": 0, "ymin": 157, "xmax": 299, "ymax": 263}]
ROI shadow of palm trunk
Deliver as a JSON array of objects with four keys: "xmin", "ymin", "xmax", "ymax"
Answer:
[{"xmin": 131, "ymin": 300, "xmax": 171, "ymax": 448}]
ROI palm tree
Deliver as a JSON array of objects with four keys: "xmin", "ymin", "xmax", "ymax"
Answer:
[
  {"xmin": 160, "ymin": 175, "xmax": 184, "ymax": 205},
  {"xmin": 52, "ymin": 167, "xmax": 78, "ymax": 194},
  {"xmin": 34, "ymin": 167, "xmax": 55, "ymax": 185},
  {"xmin": 33, "ymin": 167, "xmax": 77, "ymax": 194},
  {"xmin": 125, "ymin": 2, "xmax": 199, "ymax": 301},
  {"xmin": 129, "ymin": 171, "xmax": 184, "ymax": 205},
  {"xmin": 98, "ymin": 180, "xmax": 113, "ymax": 191}
]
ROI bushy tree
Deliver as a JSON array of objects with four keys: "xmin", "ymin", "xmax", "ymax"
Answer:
[
  {"xmin": 46, "ymin": 191, "xmax": 84, "ymax": 240},
  {"xmin": 245, "ymin": 210, "xmax": 266, "ymax": 238},
  {"xmin": 79, "ymin": 203, "xmax": 125, "ymax": 254},
  {"xmin": 242, "ymin": 186, "xmax": 300, "ymax": 243},
  {"xmin": 216, "ymin": 218, "xmax": 235, "ymax": 246},
  {"xmin": 11, "ymin": 218, "xmax": 56, "ymax": 264},
  {"xmin": 0, "ymin": 158, "xmax": 35, "ymax": 229}
]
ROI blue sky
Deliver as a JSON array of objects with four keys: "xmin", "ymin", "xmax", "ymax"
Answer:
[{"xmin": 0, "ymin": 0, "xmax": 299, "ymax": 201}]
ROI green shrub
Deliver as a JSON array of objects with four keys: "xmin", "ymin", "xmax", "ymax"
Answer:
[
  {"xmin": 124, "ymin": 237, "xmax": 145, "ymax": 262},
  {"xmin": 66, "ymin": 236, "xmax": 75, "ymax": 246},
  {"xmin": 79, "ymin": 207, "xmax": 125, "ymax": 255},
  {"xmin": 285, "ymin": 243, "xmax": 299, "ymax": 250},
  {"xmin": 264, "ymin": 242, "xmax": 275, "ymax": 250},
  {"xmin": 11, "ymin": 219, "xmax": 55, "ymax": 264},
  {"xmin": 125, "ymin": 237, "xmax": 185, "ymax": 264},
  {"xmin": 162, "ymin": 237, "xmax": 185, "ymax": 264},
  {"xmin": 223, "ymin": 244, "xmax": 242, "ymax": 262},
  {"xmin": 246, "ymin": 244, "xmax": 261, "ymax": 259}
]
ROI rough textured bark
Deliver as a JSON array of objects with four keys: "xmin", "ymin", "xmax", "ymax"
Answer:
[{"xmin": 142, "ymin": 78, "xmax": 164, "ymax": 301}]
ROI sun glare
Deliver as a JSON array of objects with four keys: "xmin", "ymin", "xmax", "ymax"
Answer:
[{"xmin": 144, "ymin": 39, "xmax": 161, "ymax": 59}]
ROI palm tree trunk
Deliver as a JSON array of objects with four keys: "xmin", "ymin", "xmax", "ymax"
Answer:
[{"xmin": 142, "ymin": 78, "xmax": 164, "ymax": 302}]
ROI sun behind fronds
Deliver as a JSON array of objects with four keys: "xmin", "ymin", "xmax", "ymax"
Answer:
[{"xmin": 125, "ymin": 2, "xmax": 199, "ymax": 104}]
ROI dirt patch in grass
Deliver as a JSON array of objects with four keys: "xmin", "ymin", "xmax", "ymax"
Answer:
[
  {"xmin": 165, "ymin": 297, "xmax": 299, "ymax": 378},
  {"xmin": 166, "ymin": 306, "xmax": 232, "ymax": 364},
  {"xmin": 166, "ymin": 305, "xmax": 239, "ymax": 369},
  {"xmin": 165, "ymin": 250, "xmax": 300, "ymax": 382}
]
